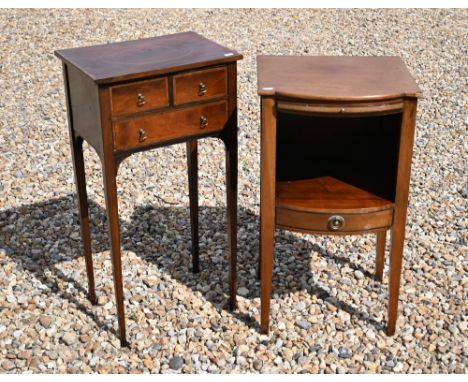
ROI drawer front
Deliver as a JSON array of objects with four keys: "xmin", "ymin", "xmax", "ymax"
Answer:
[
  {"xmin": 276, "ymin": 207, "xmax": 393, "ymax": 233},
  {"xmin": 173, "ymin": 67, "xmax": 227, "ymax": 105},
  {"xmin": 113, "ymin": 101, "xmax": 228, "ymax": 151},
  {"xmin": 111, "ymin": 77, "xmax": 169, "ymax": 115}
]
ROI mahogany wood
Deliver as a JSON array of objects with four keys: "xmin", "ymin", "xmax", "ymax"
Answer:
[
  {"xmin": 110, "ymin": 77, "xmax": 169, "ymax": 115},
  {"xmin": 57, "ymin": 32, "xmax": 242, "ymax": 346},
  {"xmin": 173, "ymin": 66, "xmax": 227, "ymax": 105},
  {"xmin": 257, "ymin": 56, "xmax": 421, "ymax": 336},
  {"xmin": 113, "ymin": 101, "xmax": 228, "ymax": 151}
]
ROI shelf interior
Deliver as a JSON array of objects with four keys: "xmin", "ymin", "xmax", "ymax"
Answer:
[
  {"xmin": 275, "ymin": 111, "xmax": 402, "ymax": 213},
  {"xmin": 276, "ymin": 176, "xmax": 394, "ymax": 214}
]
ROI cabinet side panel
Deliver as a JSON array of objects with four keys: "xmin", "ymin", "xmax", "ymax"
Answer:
[{"xmin": 66, "ymin": 64, "xmax": 103, "ymax": 156}]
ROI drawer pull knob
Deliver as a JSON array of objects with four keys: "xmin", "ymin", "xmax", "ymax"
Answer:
[
  {"xmin": 328, "ymin": 215, "xmax": 345, "ymax": 231},
  {"xmin": 200, "ymin": 115, "xmax": 208, "ymax": 129},
  {"xmin": 198, "ymin": 82, "xmax": 207, "ymax": 96},
  {"xmin": 137, "ymin": 93, "xmax": 146, "ymax": 107},
  {"xmin": 138, "ymin": 128, "xmax": 147, "ymax": 142}
]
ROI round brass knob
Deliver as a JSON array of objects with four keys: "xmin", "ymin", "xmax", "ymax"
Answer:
[
  {"xmin": 137, "ymin": 93, "xmax": 146, "ymax": 107},
  {"xmin": 198, "ymin": 82, "xmax": 207, "ymax": 96},
  {"xmin": 138, "ymin": 128, "xmax": 147, "ymax": 142},
  {"xmin": 200, "ymin": 115, "xmax": 208, "ymax": 129},
  {"xmin": 328, "ymin": 215, "xmax": 345, "ymax": 231}
]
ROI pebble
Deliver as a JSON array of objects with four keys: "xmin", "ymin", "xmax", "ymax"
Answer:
[
  {"xmin": 61, "ymin": 332, "xmax": 76, "ymax": 346},
  {"xmin": 169, "ymin": 356, "xmax": 184, "ymax": 370},
  {"xmin": 354, "ymin": 270, "xmax": 365, "ymax": 280},
  {"xmin": 39, "ymin": 315, "xmax": 53, "ymax": 328},
  {"xmin": 238, "ymin": 287, "xmax": 249, "ymax": 297},
  {"xmin": 2, "ymin": 360, "xmax": 15, "ymax": 371},
  {"xmin": 338, "ymin": 347, "xmax": 353, "ymax": 359},
  {"xmin": 296, "ymin": 320, "xmax": 311, "ymax": 330}
]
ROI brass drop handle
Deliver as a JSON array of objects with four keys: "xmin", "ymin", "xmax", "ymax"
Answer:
[
  {"xmin": 137, "ymin": 93, "xmax": 146, "ymax": 107},
  {"xmin": 198, "ymin": 82, "xmax": 207, "ymax": 96},
  {"xmin": 200, "ymin": 115, "xmax": 208, "ymax": 129},
  {"xmin": 328, "ymin": 215, "xmax": 345, "ymax": 231},
  {"xmin": 138, "ymin": 128, "xmax": 147, "ymax": 142}
]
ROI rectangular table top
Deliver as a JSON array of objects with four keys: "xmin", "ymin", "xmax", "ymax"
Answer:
[{"xmin": 55, "ymin": 32, "xmax": 242, "ymax": 85}]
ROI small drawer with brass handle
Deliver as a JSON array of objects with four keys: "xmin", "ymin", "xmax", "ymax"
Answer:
[
  {"xmin": 173, "ymin": 66, "xmax": 227, "ymax": 105},
  {"xmin": 110, "ymin": 77, "xmax": 169, "ymax": 116}
]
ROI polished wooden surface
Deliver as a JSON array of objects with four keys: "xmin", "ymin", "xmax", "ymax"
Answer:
[
  {"xmin": 258, "ymin": 56, "xmax": 422, "ymax": 101},
  {"xmin": 110, "ymin": 77, "xmax": 169, "ymax": 115},
  {"xmin": 173, "ymin": 66, "xmax": 227, "ymax": 105},
  {"xmin": 113, "ymin": 100, "xmax": 228, "ymax": 151},
  {"xmin": 258, "ymin": 56, "xmax": 420, "ymax": 336},
  {"xmin": 57, "ymin": 32, "xmax": 242, "ymax": 346},
  {"xmin": 55, "ymin": 32, "xmax": 242, "ymax": 84},
  {"xmin": 276, "ymin": 177, "xmax": 394, "ymax": 214}
]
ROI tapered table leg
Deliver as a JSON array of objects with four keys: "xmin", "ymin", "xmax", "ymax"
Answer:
[
  {"xmin": 224, "ymin": 121, "xmax": 238, "ymax": 311},
  {"xmin": 102, "ymin": 159, "xmax": 127, "ymax": 347},
  {"xmin": 70, "ymin": 136, "xmax": 96, "ymax": 304},
  {"xmin": 187, "ymin": 141, "xmax": 199, "ymax": 273},
  {"xmin": 375, "ymin": 229, "xmax": 387, "ymax": 282},
  {"xmin": 387, "ymin": 100, "xmax": 417, "ymax": 336},
  {"xmin": 260, "ymin": 97, "xmax": 277, "ymax": 334}
]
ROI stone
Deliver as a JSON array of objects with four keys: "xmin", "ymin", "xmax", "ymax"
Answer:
[
  {"xmin": 296, "ymin": 320, "xmax": 310, "ymax": 330},
  {"xmin": 238, "ymin": 287, "xmax": 249, "ymax": 297},
  {"xmin": 338, "ymin": 347, "xmax": 353, "ymax": 359},
  {"xmin": 354, "ymin": 270, "xmax": 365, "ymax": 280},
  {"xmin": 169, "ymin": 356, "xmax": 184, "ymax": 370},
  {"xmin": 2, "ymin": 360, "xmax": 15, "ymax": 371},
  {"xmin": 61, "ymin": 332, "xmax": 76, "ymax": 346},
  {"xmin": 253, "ymin": 359, "xmax": 263, "ymax": 371},
  {"xmin": 39, "ymin": 315, "xmax": 53, "ymax": 328}
]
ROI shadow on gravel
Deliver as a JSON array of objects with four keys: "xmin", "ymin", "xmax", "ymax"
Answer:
[{"xmin": 0, "ymin": 194, "xmax": 385, "ymax": 341}]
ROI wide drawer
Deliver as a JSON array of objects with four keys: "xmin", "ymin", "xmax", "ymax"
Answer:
[
  {"xmin": 173, "ymin": 66, "xmax": 227, "ymax": 105},
  {"xmin": 113, "ymin": 101, "xmax": 228, "ymax": 151},
  {"xmin": 276, "ymin": 207, "xmax": 393, "ymax": 234},
  {"xmin": 110, "ymin": 77, "xmax": 169, "ymax": 115}
]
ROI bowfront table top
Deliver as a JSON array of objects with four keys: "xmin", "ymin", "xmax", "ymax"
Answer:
[
  {"xmin": 257, "ymin": 55, "xmax": 421, "ymax": 101},
  {"xmin": 55, "ymin": 31, "xmax": 242, "ymax": 84}
]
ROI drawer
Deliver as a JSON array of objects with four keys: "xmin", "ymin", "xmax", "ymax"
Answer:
[
  {"xmin": 113, "ymin": 101, "xmax": 228, "ymax": 151},
  {"xmin": 111, "ymin": 77, "xmax": 169, "ymax": 115},
  {"xmin": 276, "ymin": 207, "xmax": 393, "ymax": 234},
  {"xmin": 173, "ymin": 67, "xmax": 227, "ymax": 105}
]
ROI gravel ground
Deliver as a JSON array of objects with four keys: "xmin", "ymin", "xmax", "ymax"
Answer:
[{"xmin": 0, "ymin": 9, "xmax": 467, "ymax": 374}]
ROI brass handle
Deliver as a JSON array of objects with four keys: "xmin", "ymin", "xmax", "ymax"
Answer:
[
  {"xmin": 137, "ymin": 93, "xmax": 146, "ymax": 107},
  {"xmin": 198, "ymin": 82, "xmax": 207, "ymax": 96},
  {"xmin": 328, "ymin": 215, "xmax": 345, "ymax": 231},
  {"xmin": 138, "ymin": 128, "xmax": 147, "ymax": 142},
  {"xmin": 200, "ymin": 115, "xmax": 208, "ymax": 129}
]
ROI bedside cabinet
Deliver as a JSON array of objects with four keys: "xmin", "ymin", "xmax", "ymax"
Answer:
[
  {"xmin": 56, "ymin": 32, "xmax": 242, "ymax": 346},
  {"xmin": 257, "ymin": 56, "xmax": 421, "ymax": 336}
]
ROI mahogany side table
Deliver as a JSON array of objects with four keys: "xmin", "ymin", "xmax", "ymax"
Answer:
[
  {"xmin": 55, "ymin": 32, "xmax": 242, "ymax": 346},
  {"xmin": 257, "ymin": 56, "xmax": 421, "ymax": 336}
]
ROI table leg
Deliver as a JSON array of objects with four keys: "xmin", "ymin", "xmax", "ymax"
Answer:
[
  {"xmin": 102, "ymin": 159, "xmax": 127, "ymax": 347},
  {"xmin": 260, "ymin": 97, "xmax": 277, "ymax": 334},
  {"xmin": 375, "ymin": 229, "xmax": 387, "ymax": 283},
  {"xmin": 186, "ymin": 141, "xmax": 199, "ymax": 273},
  {"xmin": 70, "ymin": 136, "xmax": 96, "ymax": 304},
  {"xmin": 224, "ymin": 123, "xmax": 238, "ymax": 311},
  {"xmin": 387, "ymin": 100, "xmax": 417, "ymax": 336}
]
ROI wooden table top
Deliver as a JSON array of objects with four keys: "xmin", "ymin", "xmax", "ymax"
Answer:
[
  {"xmin": 55, "ymin": 32, "xmax": 242, "ymax": 84},
  {"xmin": 257, "ymin": 56, "xmax": 421, "ymax": 101}
]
